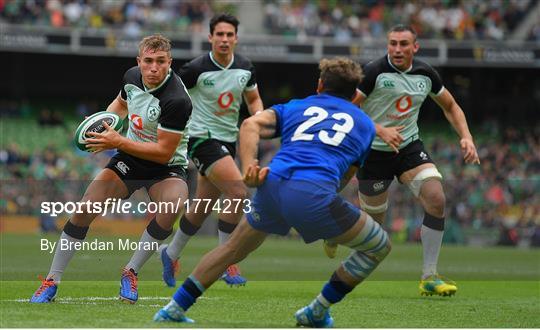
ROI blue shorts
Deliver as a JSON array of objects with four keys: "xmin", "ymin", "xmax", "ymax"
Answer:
[{"xmin": 246, "ymin": 173, "xmax": 360, "ymax": 243}]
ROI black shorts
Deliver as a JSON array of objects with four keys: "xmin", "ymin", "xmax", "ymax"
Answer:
[
  {"xmin": 105, "ymin": 152, "xmax": 187, "ymax": 196},
  {"xmin": 357, "ymin": 140, "xmax": 434, "ymax": 196},
  {"xmin": 188, "ymin": 137, "xmax": 236, "ymax": 175}
]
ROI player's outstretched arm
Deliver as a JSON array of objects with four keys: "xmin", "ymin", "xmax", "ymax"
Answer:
[
  {"xmin": 105, "ymin": 93, "xmax": 129, "ymax": 119},
  {"xmin": 244, "ymin": 88, "xmax": 264, "ymax": 115},
  {"xmin": 432, "ymin": 89, "xmax": 480, "ymax": 164},
  {"xmin": 238, "ymin": 110, "xmax": 276, "ymax": 183}
]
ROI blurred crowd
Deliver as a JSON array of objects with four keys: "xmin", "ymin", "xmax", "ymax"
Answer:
[
  {"xmin": 0, "ymin": 0, "xmax": 233, "ymax": 36},
  {"xmin": 1, "ymin": 115, "xmax": 539, "ymax": 246},
  {"xmin": 1, "ymin": 0, "xmax": 536, "ymax": 40},
  {"xmin": 388, "ymin": 126, "xmax": 540, "ymax": 247},
  {"xmin": 264, "ymin": 0, "xmax": 533, "ymax": 41}
]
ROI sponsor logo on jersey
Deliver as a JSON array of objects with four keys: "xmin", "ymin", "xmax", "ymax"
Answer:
[
  {"xmin": 192, "ymin": 157, "xmax": 203, "ymax": 170},
  {"xmin": 217, "ymin": 91, "xmax": 234, "ymax": 109},
  {"xmin": 147, "ymin": 106, "xmax": 160, "ymax": 122},
  {"xmin": 203, "ymin": 78, "xmax": 215, "ymax": 86},
  {"xmin": 132, "ymin": 130, "xmax": 157, "ymax": 142},
  {"xmin": 395, "ymin": 95, "xmax": 412, "ymax": 113},
  {"xmin": 130, "ymin": 114, "xmax": 143, "ymax": 130},
  {"xmin": 251, "ymin": 210, "xmax": 260, "ymax": 222},
  {"xmin": 115, "ymin": 161, "xmax": 130, "ymax": 175},
  {"xmin": 215, "ymin": 92, "xmax": 236, "ymax": 116},
  {"xmin": 382, "ymin": 79, "xmax": 395, "ymax": 88},
  {"xmin": 373, "ymin": 181, "xmax": 385, "ymax": 192}
]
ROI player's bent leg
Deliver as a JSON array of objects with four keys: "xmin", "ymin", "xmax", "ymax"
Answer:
[
  {"xmin": 154, "ymin": 218, "xmax": 267, "ymax": 323},
  {"xmin": 299, "ymin": 213, "xmax": 391, "ymax": 327},
  {"xmin": 358, "ymin": 191, "xmax": 389, "ymax": 225},
  {"xmin": 149, "ymin": 178, "xmax": 190, "ymax": 288},
  {"xmin": 31, "ymin": 169, "xmax": 128, "ymax": 303},
  {"xmin": 184, "ymin": 174, "xmax": 222, "ymax": 227},
  {"xmin": 119, "ymin": 178, "xmax": 185, "ymax": 300},
  {"xmin": 207, "ymin": 156, "xmax": 250, "ymax": 286},
  {"xmin": 400, "ymin": 164, "xmax": 456, "ymax": 296},
  {"xmin": 323, "ymin": 191, "xmax": 388, "ymax": 259},
  {"xmin": 192, "ymin": 218, "xmax": 266, "ymax": 286},
  {"xmin": 160, "ymin": 175, "xmax": 221, "ymax": 286}
]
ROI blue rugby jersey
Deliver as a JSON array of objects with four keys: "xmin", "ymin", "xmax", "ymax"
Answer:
[{"xmin": 269, "ymin": 93, "xmax": 375, "ymax": 189}]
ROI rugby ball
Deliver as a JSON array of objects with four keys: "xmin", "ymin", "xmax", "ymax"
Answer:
[{"xmin": 74, "ymin": 111, "xmax": 123, "ymax": 151}]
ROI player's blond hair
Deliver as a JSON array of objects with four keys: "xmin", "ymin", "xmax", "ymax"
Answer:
[
  {"xmin": 138, "ymin": 34, "xmax": 171, "ymax": 57},
  {"xmin": 319, "ymin": 57, "xmax": 363, "ymax": 99}
]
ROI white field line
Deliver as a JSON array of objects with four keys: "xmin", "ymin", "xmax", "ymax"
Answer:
[{"xmin": 7, "ymin": 296, "xmax": 217, "ymax": 303}]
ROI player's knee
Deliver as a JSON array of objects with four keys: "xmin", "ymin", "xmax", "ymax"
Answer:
[
  {"xmin": 343, "ymin": 214, "xmax": 391, "ymax": 262},
  {"xmin": 424, "ymin": 190, "xmax": 446, "ymax": 217},
  {"xmin": 407, "ymin": 167, "xmax": 443, "ymax": 198},
  {"xmin": 341, "ymin": 233, "xmax": 391, "ymax": 281},
  {"xmin": 147, "ymin": 218, "xmax": 173, "ymax": 240},
  {"xmin": 359, "ymin": 196, "xmax": 388, "ymax": 215},
  {"xmin": 225, "ymin": 185, "xmax": 249, "ymax": 201}
]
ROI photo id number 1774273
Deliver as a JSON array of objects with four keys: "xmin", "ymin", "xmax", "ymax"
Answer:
[{"xmin": 184, "ymin": 199, "xmax": 252, "ymax": 214}]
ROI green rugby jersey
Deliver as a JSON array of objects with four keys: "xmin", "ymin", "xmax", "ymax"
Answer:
[
  {"xmin": 359, "ymin": 55, "xmax": 444, "ymax": 152},
  {"xmin": 179, "ymin": 52, "xmax": 257, "ymax": 143},
  {"xmin": 119, "ymin": 66, "xmax": 192, "ymax": 167}
]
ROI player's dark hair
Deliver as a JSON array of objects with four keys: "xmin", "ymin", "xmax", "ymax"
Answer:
[
  {"xmin": 138, "ymin": 34, "xmax": 171, "ymax": 57},
  {"xmin": 388, "ymin": 24, "xmax": 417, "ymax": 41},
  {"xmin": 209, "ymin": 13, "xmax": 239, "ymax": 34},
  {"xmin": 319, "ymin": 57, "xmax": 363, "ymax": 100}
]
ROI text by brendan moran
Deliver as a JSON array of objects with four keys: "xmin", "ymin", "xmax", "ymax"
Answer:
[{"xmin": 40, "ymin": 238, "xmax": 158, "ymax": 254}]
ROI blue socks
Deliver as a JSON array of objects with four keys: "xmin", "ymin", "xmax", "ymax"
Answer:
[
  {"xmin": 172, "ymin": 275, "xmax": 206, "ymax": 312},
  {"xmin": 309, "ymin": 272, "xmax": 353, "ymax": 319}
]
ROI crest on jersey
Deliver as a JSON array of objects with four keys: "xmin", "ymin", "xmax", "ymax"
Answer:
[
  {"xmin": 238, "ymin": 73, "xmax": 249, "ymax": 87},
  {"xmin": 147, "ymin": 106, "xmax": 160, "ymax": 122},
  {"xmin": 416, "ymin": 80, "xmax": 427, "ymax": 92}
]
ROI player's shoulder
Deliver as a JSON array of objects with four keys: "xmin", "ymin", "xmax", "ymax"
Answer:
[
  {"xmin": 183, "ymin": 53, "xmax": 217, "ymax": 73},
  {"xmin": 231, "ymin": 53, "xmax": 254, "ymax": 70},
  {"xmin": 409, "ymin": 58, "xmax": 440, "ymax": 77},
  {"xmin": 159, "ymin": 73, "xmax": 192, "ymax": 107},
  {"xmin": 123, "ymin": 66, "xmax": 142, "ymax": 86},
  {"xmin": 363, "ymin": 55, "xmax": 392, "ymax": 75}
]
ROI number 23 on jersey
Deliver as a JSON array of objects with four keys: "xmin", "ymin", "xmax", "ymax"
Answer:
[{"xmin": 291, "ymin": 106, "xmax": 354, "ymax": 147}]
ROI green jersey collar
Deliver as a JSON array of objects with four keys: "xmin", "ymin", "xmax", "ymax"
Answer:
[
  {"xmin": 144, "ymin": 68, "xmax": 172, "ymax": 93},
  {"xmin": 387, "ymin": 54, "xmax": 412, "ymax": 74},
  {"xmin": 209, "ymin": 51, "xmax": 234, "ymax": 70}
]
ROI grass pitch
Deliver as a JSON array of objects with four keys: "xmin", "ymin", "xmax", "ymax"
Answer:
[{"xmin": 1, "ymin": 233, "xmax": 539, "ymax": 327}]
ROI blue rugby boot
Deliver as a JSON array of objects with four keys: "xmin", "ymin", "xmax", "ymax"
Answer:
[
  {"xmin": 30, "ymin": 277, "xmax": 57, "ymax": 303},
  {"xmin": 295, "ymin": 305, "xmax": 334, "ymax": 328},
  {"xmin": 221, "ymin": 264, "xmax": 247, "ymax": 286},
  {"xmin": 160, "ymin": 245, "xmax": 179, "ymax": 287},
  {"xmin": 119, "ymin": 268, "xmax": 138, "ymax": 304},
  {"xmin": 153, "ymin": 299, "xmax": 195, "ymax": 323}
]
